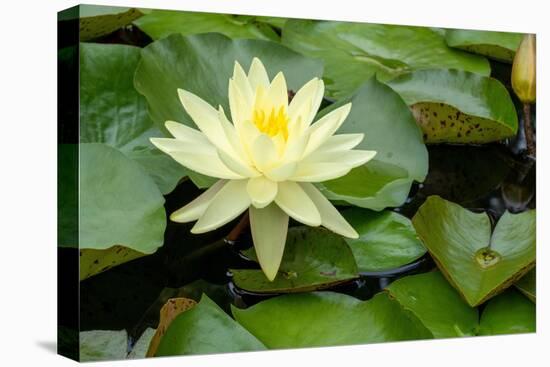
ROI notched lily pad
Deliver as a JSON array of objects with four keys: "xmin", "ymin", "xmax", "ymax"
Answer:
[
  {"xmin": 342, "ymin": 208, "xmax": 426, "ymax": 272},
  {"xmin": 445, "ymin": 29, "xmax": 523, "ymax": 63},
  {"xmin": 515, "ymin": 268, "xmax": 536, "ymax": 302},
  {"xmin": 232, "ymin": 227, "xmax": 359, "ymax": 293},
  {"xmin": 155, "ymin": 295, "xmax": 265, "ymax": 356},
  {"xmin": 232, "ymin": 291, "xmax": 432, "ymax": 349},
  {"xmin": 387, "ymin": 69, "xmax": 518, "ymax": 144},
  {"xmin": 385, "ymin": 271, "xmax": 479, "ymax": 338},
  {"xmin": 78, "ymin": 5, "xmax": 143, "ymax": 41},
  {"xmin": 412, "ymin": 196, "xmax": 535, "ymax": 306},
  {"xmin": 478, "ymin": 289, "xmax": 535, "ymax": 335}
]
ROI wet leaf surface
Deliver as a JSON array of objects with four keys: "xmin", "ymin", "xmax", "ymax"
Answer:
[
  {"xmin": 445, "ymin": 29, "xmax": 523, "ymax": 63},
  {"xmin": 386, "ymin": 271, "xmax": 478, "ymax": 338},
  {"xmin": 412, "ymin": 196, "xmax": 535, "ymax": 306},
  {"xmin": 74, "ymin": 5, "xmax": 143, "ymax": 41},
  {"xmin": 318, "ymin": 78, "xmax": 428, "ymax": 210},
  {"xmin": 155, "ymin": 295, "xmax": 265, "ymax": 356},
  {"xmin": 232, "ymin": 291, "xmax": 432, "ymax": 348},
  {"xmin": 232, "ymin": 227, "xmax": 359, "ymax": 293},
  {"xmin": 478, "ymin": 289, "xmax": 535, "ymax": 335},
  {"xmin": 342, "ymin": 208, "xmax": 426, "ymax": 272},
  {"xmin": 387, "ymin": 69, "xmax": 518, "ymax": 143},
  {"xmin": 80, "ymin": 330, "xmax": 127, "ymax": 362},
  {"xmin": 282, "ymin": 20, "xmax": 490, "ymax": 98}
]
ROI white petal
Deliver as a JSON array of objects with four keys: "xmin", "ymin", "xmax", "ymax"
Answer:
[
  {"xmin": 178, "ymin": 89, "xmax": 234, "ymax": 154},
  {"xmin": 217, "ymin": 106, "xmax": 254, "ymax": 166},
  {"xmin": 265, "ymin": 72, "xmax": 288, "ymax": 111},
  {"xmin": 315, "ymin": 133, "xmax": 365, "ymax": 154},
  {"xmin": 303, "ymin": 149, "xmax": 377, "ymax": 168},
  {"xmin": 300, "ymin": 183, "xmax": 358, "ymax": 238},
  {"xmin": 249, "ymin": 204, "xmax": 289, "ymax": 281},
  {"xmin": 248, "ymin": 57, "xmax": 270, "ymax": 91},
  {"xmin": 275, "ymin": 181, "xmax": 321, "ymax": 226},
  {"xmin": 228, "ymin": 79, "xmax": 251, "ymax": 128},
  {"xmin": 247, "ymin": 176, "xmax": 278, "ymax": 208},
  {"xmin": 170, "ymin": 180, "xmax": 227, "ymax": 223},
  {"xmin": 290, "ymin": 162, "xmax": 351, "ymax": 182},
  {"xmin": 251, "ymin": 134, "xmax": 278, "ymax": 172},
  {"xmin": 165, "ymin": 120, "xmax": 210, "ymax": 144},
  {"xmin": 232, "ymin": 61, "xmax": 254, "ymax": 104},
  {"xmin": 217, "ymin": 149, "xmax": 260, "ymax": 178},
  {"xmin": 303, "ymin": 103, "xmax": 352, "ymax": 157},
  {"xmin": 288, "ymin": 78, "xmax": 324, "ymax": 131},
  {"xmin": 264, "ymin": 161, "xmax": 298, "ymax": 182},
  {"xmin": 151, "ymin": 137, "xmax": 243, "ymax": 179},
  {"xmin": 191, "ymin": 180, "xmax": 251, "ymax": 233}
]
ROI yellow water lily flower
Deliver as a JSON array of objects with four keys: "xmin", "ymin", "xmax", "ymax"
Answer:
[{"xmin": 151, "ymin": 57, "xmax": 376, "ymax": 280}]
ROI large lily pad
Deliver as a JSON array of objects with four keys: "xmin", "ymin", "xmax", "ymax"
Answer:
[
  {"xmin": 318, "ymin": 78, "xmax": 428, "ymax": 210},
  {"xmin": 342, "ymin": 208, "xmax": 426, "ymax": 272},
  {"xmin": 412, "ymin": 196, "xmax": 536, "ymax": 306},
  {"xmin": 77, "ymin": 5, "xmax": 143, "ymax": 41},
  {"xmin": 282, "ymin": 20, "xmax": 490, "ymax": 98},
  {"xmin": 79, "ymin": 143, "xmax": 166, "ymax": 280},
  {"xmin": 79, "ymin": 328, "xmax": 155, "ymax": 362},
  {"xmin": 80, "ymin": 42, "xmax": 187, "ymax": 194},
  {"xmin": 387, "ymin": 69, "xmax": 518, "ymax": 144},
  {"xmin": 232, "ymin": 227, "xmax": 358, "ymax": 293},
  {"xmin": 478, "ymin": 289, "xmax": 535, "ymax": 335},
  {"xmin": 134, "ymin": 10, "xmax": 279, "ymax": 41},
  {"xmin": 386, "ymin": 271, "xmax": 479, "ymax": 338},
  {"xmin": 445, "ymin": 29, "xmax": 523, "ymax": 63},
  {"xmin": 232, "ymin": 291, "xmax": 432, "ymax": 348},
  {"xmin": 155, "ymin": 295, "xmax": 265, "ymax": 356},
  {"xmin": 515, "ymin": 268, "xmax": 536, "ymax": 302}
]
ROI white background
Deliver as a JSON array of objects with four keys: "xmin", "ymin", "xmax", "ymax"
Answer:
[{"xmin": 1, "ymin": 0, "xmax": 547, "ymax": 365}]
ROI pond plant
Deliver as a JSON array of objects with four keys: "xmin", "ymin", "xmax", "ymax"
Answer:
[{"xmin": 57, "ymin": 5, "xmax": 536, "ymax": 362}]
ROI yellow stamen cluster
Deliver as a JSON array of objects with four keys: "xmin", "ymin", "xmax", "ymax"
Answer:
[{"xmin": 253, "ymin": 106, "xmax": 289, "ymax": 140}]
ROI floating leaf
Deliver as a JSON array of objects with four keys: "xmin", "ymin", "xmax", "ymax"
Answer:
[
  {"xmin": 515, "ymin": 268, "xmax": 536, "ymax": 302},
  {"xmin": 412, "ymin": 196, "xmax": 535, "ymax": 306},
  {"xmin": 80, "ymin": 330, "xmax": 127, "ymax": 362},
  {"xmin": 387, "ymin": 69, "xmax": 518, "ymax": 144},
  {"xmin": 232, "ymin": 227, "xmax": 358, "ymax": 293},
  {"xmin": 80, "ymin": 42, "xmax": 187, "ymax": 194},
  {"xmin": 318, "ymin": 78, "xmax": 428, "ymax": 210},
  {"xmin": 386, "ymin": 271, "xmax": 479, "ymax": 338},
  {"xmin": 146, "ymin": 297, "xmax": 197, "ymax": 357},
  {"xmin": 80, "ymin": 245, "xmax": 145, "ymax": 281},
  {"xmin": 134, "ymin": 10, "xmax": 279, "ymax": 41},
  {"xmin": 128, "ymin": 328, "xmax": 156, "ymax": 359},
  {"xmin": 77, "ymin": 5, "xmax": 143, "ymax": 41},
  {"xmin": 155, "ymin": 295, "xmax": 265, "ymax": 356},
  {"xmin": 232, "ymin": 291, "xmax": 432, "ymax": 349},
  {"xmin": 342, "ymin": 208, "xmax": 426, "ymax": 272},
  {"xmin": 478, "ymin": 289, "xmax": 535, "ymax": 335},
  {"xmin": 58, "ymin": 144, "xmax": 78, "ymax": 248},
  {"xmin": 282, "ymin": 20, "xmax": 490, "ymax": 98},
  {"xmin": 79, "ymin": 143, "xmax": 166, "ymax": 280},
  {"xmin": 445, "ymin": 29, "xmax": 523, "ymax": 63}
]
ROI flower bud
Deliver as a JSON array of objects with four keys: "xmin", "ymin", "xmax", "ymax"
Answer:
[{"xmin": 512, "ymin": 34, "xmax": 536, "ymax": 103}]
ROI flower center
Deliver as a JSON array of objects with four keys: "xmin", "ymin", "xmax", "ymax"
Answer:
[{"xmin": 252, "ymin": 106, "xmax": 289, "ymax": 140}]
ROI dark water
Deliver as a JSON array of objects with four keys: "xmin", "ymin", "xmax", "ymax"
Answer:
[{"xmin": 62, "ymin": 25, "xmax": 536, "ymax": 353}]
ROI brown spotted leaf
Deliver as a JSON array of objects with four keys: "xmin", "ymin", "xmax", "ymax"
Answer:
[
  {"xmin": 387, "ymin": 69, "xmax": 518, "ymax": 144},
  {"xmin": 146, "ymin": 297, "xmax": 197, "ymax": 357}
]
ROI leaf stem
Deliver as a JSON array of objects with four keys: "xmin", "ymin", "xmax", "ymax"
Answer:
[
  {"xmin": 523, "ymin": 103, "xmax": 536, "ymax": 157},
  {"xmin": 226, "ymin": 211, "xmax": 250, "ymax": 242}
]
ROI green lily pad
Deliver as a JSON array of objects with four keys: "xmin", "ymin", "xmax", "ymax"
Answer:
[
  {"xmin": 58, "ymin": 144, "xmax": 78, "ymax": 248},
  {"xmin": 318, "ymin": 78, "xmax": 428, "ymax": 210},
  {"xmin": 515, "ymin": 268, "xmax": 536, "ymax": 302},
  {"xmin": 478, "ymin": 289, "xmax": 536, "ymax": 335},
  {"xmin": 79, "ymin": 328, "xmax": 156, "ymax": 362},
  {"xmin": 412, "ymin": 196, "xmax": 536, "ymax": 306},
  {"xmin": 342, "ymin": 208, "xmax": 426, "ymax": 272},
  {"xmin": 386, "ymin": 271, "xmax": 479, "ymax": 338},
  {"xmin": 445, "ymin": 29, "xmax": 523, "ymax": 63},
  {"xmin": 232, "ymin": 291, "xmax": 432, "ymax": 349},
  {"xmin": 79, "ymin": 245, "xmax": 145, "ymax": 281},
  {"xmin": 387, "ymin": 69, "xmax": 518, "ymax": 144},
  {"xmin": 155, "ymin": 295, "xmax": 265, "ymax": 356},
  {"xmin": 79, "ymin": 143, "xmax": 166, "ymax": 280},
  {"xmin": 77, "ymin": 5, "xmax": 143, "ymax": 41},
  {"xmin": 282, "ymin": 20, "xmax": 490, "ymax": 98},
  {"xmin": 134, "ymin": 10, "xmax": 279, "ymax": 41},
  {"xmin": 80, "ymin": 42, "xmax": 188, "ymax": 194},
  {"xmin": 231, "ymin": 227, "xmax": 359, "ymax": 293}
]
